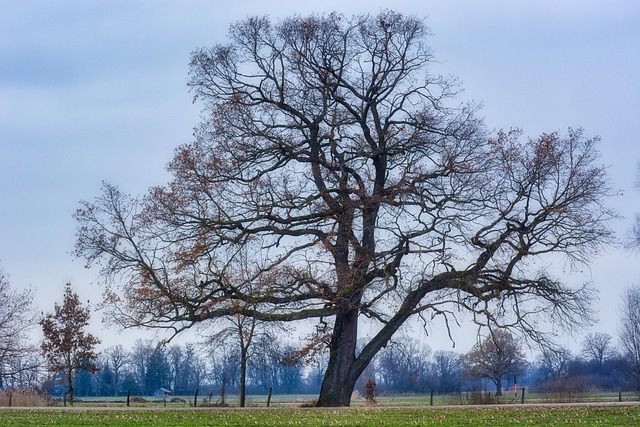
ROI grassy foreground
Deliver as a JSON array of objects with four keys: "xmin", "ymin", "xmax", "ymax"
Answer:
[{"xmin": 1, "ymin": 405, "xmax": 640, "ymax": 427}]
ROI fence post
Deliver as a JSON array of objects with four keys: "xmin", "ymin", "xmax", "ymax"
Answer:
[
  {"xmin": 520, "ymin": 387, "xmax": 525, "ymax": 404},
  {"xmin": 194, "ymin": 388, "xmax": 199, "ymax": 407},
  {"xmin": 127, "ymin": 389, "xmax": 130, "ymax": 407},
  {"xmin": 619, "ymin": 385, "xmax": 622, "ymax": 402},
  {"xmin": 8, "ymin": 392, "xmax": 12, "ymax": 407},
  {"xmin": 430, "ymin": 389, "xmax": 434, "ymax": 406}
]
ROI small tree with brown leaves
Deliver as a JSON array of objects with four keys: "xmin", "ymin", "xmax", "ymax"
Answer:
[
  {"xmin": 40, "ymin": 284, "xmax": 100, "ymax": 405},
  {"xmin": 364, "ymin": 378, "xmax": 378, "ymax": 404},
  {"xmin": 463, "ymin": 330, "xmax": 525, "ymax": 396}
]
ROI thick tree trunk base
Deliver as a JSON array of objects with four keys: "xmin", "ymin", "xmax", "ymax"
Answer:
[
  {"xmin": 316, "ymin": 363, "xmax": 356, "ymax": 407},
  {"xmin": 316, "ymin": 388, "xmax": 353, "ymax": 407}
]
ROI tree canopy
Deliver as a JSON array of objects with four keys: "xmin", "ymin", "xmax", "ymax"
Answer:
[{"xmin": 75, "ymin": 11, "xmax": 614, "ymax": 406}]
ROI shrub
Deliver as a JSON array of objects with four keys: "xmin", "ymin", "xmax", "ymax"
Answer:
[
  {"xmin": 365, "ymin": 378, "xmax": 378, "ymax": 405},
  {"xmin": 538, "ymin": 376, "xmax": 589, "ymax": 403},
  {"xmin": 448, "ymin": 389, "xmax": 499, "ymax": 405},
  {"xmin": 0, "ymin": 388, "xmax": 50, "ymax": 407}
]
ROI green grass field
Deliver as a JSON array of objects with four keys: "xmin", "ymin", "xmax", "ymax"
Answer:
[
  {"xmin": 67, "ymin": 391, "xmax": 637, "ymax": 408},
  {"xmin": 2, "ymin": 404, "xmax": 640, "ymax": 427}
]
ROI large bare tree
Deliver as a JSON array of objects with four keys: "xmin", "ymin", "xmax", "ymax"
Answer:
[{"xmin": 75, "ymin": 12, "xmax": 614, "ymax": 406}]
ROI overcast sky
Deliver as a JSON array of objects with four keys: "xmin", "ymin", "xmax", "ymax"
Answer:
[{"xmin": 1, "ymin": 0, "xmax": 639, "ymax": 353}]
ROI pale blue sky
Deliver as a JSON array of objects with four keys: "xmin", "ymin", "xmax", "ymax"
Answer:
[{"xmin": 1, "ymin": 0, "xmax": 639, "ymax": 351}]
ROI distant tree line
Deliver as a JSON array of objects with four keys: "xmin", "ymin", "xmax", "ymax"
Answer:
[
  {"xmin": 47, "ymin": 338, "xmax": 309, "ymax": 399},
  {"xmin": 6, "ymin": 330, "xmax": 635, "ymax": 401}
]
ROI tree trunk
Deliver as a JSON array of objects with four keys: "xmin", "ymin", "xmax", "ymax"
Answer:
[
  {"xmin": 239, "ymin": 348, "xmax": 247, "ymax": 407},
  {"xmin": 67, "ymin": 369, "xmax": 75, "ymax": 406},
  {"xmin": 220, "ymin": 377, "xmax": 226, "ymax": 405},
  {"xmin": 316, "ymin": 308, "xmax": 360, "ymax": 407},
  {"xmin": 495, "ymin": 377, "xmax": 503, "ymax": 396},
  {"xmin": 314, "ymin": 280, "xmax": 433, "ymax": 406}
]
